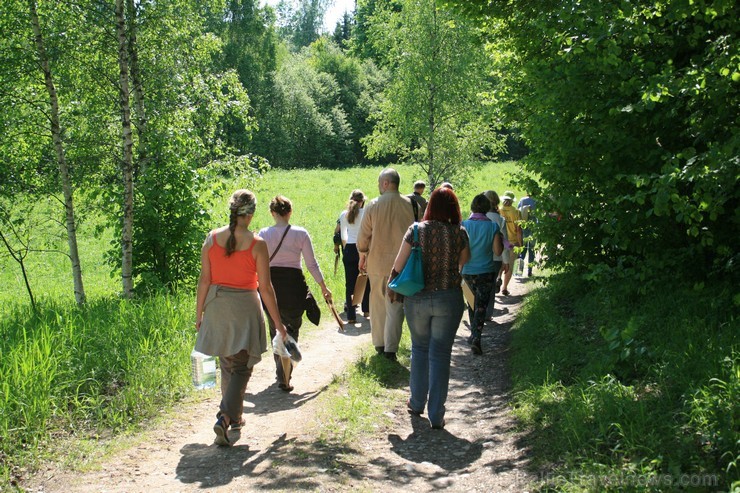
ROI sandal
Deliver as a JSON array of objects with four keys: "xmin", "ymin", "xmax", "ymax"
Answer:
[
  {"xmin": 213, "ymin": 415, "xmax": 231, "ymax": 446},
  {"xmin": 217, "ymin": 411, "xmax": 244, "ymax": 430},
  {"xmin": 406, "ymin": 400, "xmax": 423, "ymax": 416}
]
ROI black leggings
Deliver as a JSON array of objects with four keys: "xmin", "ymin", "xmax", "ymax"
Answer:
[{"xmin": 342, "ymin": 243, "xmax": 370, "ymax": 319}]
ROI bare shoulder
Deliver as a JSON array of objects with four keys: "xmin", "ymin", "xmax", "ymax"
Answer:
[
  {"xmin": 209, "ymin": 226, "xmax": 231, "ymax": 245},
  {"xmin": 252, "ymin": 234, "xmax": 268, "ymax": 253}
]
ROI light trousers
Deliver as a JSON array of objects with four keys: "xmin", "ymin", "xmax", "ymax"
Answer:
[{"xmin": 368, "ymin": 272, "xmax": 404, "ymax": 352}]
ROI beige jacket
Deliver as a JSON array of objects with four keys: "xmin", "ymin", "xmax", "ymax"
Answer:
[{"xmin": 357, "ymin": 191, "xmax": 415, "ymax": 277}]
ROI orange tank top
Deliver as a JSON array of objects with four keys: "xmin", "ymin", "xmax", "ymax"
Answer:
[{"xmin": 208, "ymin": 238, "xmax": 259, "ymax": 290}]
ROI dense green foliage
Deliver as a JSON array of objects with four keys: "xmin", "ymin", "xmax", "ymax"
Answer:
[
  {"xmin": 364, "ymin": 0, "xmax": 503, "ymax": 188},
  {"xmin": 256, "ymin": 40, "xmax": 385, "ymax": 167},
  {"xmin": 447, "ymin": 0, "xmax": 739, "ymax": 288},
  {"xmin": 511, "ymin": 273, "xmax": 738, "ymax": 491}
]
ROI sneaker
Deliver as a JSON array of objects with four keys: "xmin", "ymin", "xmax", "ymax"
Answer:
[
  {"xmin": 471, "ymin": 337, "xmax": 482, "ymax": 355},
  {"xmin": 431, "ymin": 419, "xmax": 446, "ymax": 430},
  {"xmin": 495, "ymin": 278, "xmax": 502, "ymax": 294},
  {"xmin": 347, "ymin": 319, "xmax": 357, "ymax": 324},
  {"xmin": 363, "ymin": 312, "xmax": 370, "ymax": 318},
  {"xmin": 213, "ymin": 416, "xmax": 231, "ymax": 446}
]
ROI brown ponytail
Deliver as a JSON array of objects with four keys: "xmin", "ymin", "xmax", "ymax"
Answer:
[
  {"xmin": 226, "ymin": 210, "xmax": 238, "ymax": 256},
  {"xmin": 346, "ymin": 189, "xmax": 365, "ymax": 224}
]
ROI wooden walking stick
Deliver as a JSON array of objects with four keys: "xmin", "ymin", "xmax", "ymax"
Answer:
[{"xmin": 327, "ymin": 299, "xmax": 345, "ymax": 332}]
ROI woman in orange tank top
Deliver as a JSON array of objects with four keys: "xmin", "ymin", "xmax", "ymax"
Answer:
[{"xmin": 195, "ymin": 189, "xmax": 287, "ymax": 446}]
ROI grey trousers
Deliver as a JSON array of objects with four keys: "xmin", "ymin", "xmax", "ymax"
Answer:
[{"xmin": 219, "ymin": 349, "xmax": 253, "ymax": 423}]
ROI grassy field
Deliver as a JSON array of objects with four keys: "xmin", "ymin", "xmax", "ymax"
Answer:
[{"xmin": 0, "ymin": 161, "xmax": 521, "ymax": 486}]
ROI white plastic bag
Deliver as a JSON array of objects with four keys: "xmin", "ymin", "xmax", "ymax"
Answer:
[{"xmin": 272, "ymin": 334, "xmax": 302, "ymax": 364}]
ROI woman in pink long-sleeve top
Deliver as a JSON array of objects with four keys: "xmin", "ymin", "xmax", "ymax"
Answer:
[{"xmin": 258, "ymin": 195, "xmax": 332, "ymax": 392}]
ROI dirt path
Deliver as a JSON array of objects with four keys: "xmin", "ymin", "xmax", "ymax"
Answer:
[{"xmin": 25, "ymin": 276, "xmax": 535, "ymax": 492}]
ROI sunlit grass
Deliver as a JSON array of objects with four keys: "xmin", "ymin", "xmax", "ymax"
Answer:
[
  {"xmin": 316, "ymin": 328, "xmax": 411, "ymax": 445},
  {"xmin": 510, "ymin": 274, "xmax": 738, "ymax": 492}
]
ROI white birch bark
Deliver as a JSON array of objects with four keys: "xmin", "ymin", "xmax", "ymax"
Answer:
[
  {"xmin": 28, "ymin": 0, "xmax": 87, "ymax": 305},
  {"xmin": 116, "ymin": 0, "xmax": 135, "ymax": 297}
]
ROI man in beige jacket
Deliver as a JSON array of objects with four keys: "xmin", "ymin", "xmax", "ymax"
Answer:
[{"xmin": 357, "ymin": 168, "xmax": 416, "ymax": 360}]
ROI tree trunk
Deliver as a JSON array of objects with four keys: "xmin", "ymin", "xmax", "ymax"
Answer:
[
  {"xmin": 116, "ymin": 0, "xmax": 135, "ymax": 298},
  {"xmin": 126, "ymin": 0, "xmax": 148, "ymax": 177},
  {"xmin": 28, "ymin": 0, "xmax": 86, "ymax": 305},
  {"xmin": 0, "ymin": 230, "xmax": 36, "ymax": 311}
]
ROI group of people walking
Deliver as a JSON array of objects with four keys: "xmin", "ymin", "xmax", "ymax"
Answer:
[{"xmin": 193, "ymin": 169, "xmax": 536, "ymax": 444}]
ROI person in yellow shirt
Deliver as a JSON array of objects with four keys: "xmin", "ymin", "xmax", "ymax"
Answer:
[{"xmin": 498, "ymin": 191, "xmax": 522, "ymax": 296}]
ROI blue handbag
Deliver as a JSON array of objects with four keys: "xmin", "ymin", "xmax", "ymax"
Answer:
[{"xmin": 388, "ymin": 223, "xmax": 425, "ymax": 296}]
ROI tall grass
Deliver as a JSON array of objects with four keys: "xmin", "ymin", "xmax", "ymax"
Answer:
[
  {"xmin": 0, "ymin": 293, "xmax": 194, "ymax": 483},
  {"xmin": 510, "ymin": 274, "xmax": 738, "ymax": 492}
]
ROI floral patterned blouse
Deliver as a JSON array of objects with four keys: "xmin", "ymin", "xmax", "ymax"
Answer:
[{"xmin": 403, "ymin": 220, "xmax": 469, "ymax": 292}]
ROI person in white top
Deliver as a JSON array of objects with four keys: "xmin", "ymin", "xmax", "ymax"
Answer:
[{"xmin": 334, "ymin": 190, "xmax": 370, "ymax": 323}]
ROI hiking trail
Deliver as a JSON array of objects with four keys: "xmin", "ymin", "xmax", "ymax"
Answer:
[{"xmin": 25, "ymin": 276, "xmax": 535, "ymax": 492}]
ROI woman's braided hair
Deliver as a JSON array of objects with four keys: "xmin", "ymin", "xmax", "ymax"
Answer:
[{"xmin": 226, "ymin": 189, "xmax": 256, "ymax": 256}]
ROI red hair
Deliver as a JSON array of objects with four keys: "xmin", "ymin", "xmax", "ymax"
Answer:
[{"xmin": 423, "ymin": 187, "xmax": 462, "ymax": 224}]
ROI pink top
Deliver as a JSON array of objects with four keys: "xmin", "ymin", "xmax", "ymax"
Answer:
[
  {"xmin": 258, "ymin": 225, "xmax": 324, "ymax": 284},
  {"xmin": 208, "ymin": 238, "xmax": 259, "ymax": 290}
]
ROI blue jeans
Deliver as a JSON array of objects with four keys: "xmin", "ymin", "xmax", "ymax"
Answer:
[{"xmin": 404, "ymin": 287, "xmax": 465, "ymax": 426}]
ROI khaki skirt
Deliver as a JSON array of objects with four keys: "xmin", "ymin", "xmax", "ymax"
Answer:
[{"xmin": 195, "ymin": 285, "xmax": 267, "ymax": 368}]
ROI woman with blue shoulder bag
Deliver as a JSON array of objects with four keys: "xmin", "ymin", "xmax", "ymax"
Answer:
[{"xmin": 387, "ymin": 187, "xmax": 470, "ymax": 430}]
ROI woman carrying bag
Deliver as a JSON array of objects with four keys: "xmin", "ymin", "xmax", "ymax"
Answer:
[
  {"xmin": 334, "ymin": 189, "xmax": 371, "ymax": 323},
  {"xmin": 388, "ymin": 187, "xmax": 470, "ymax": 429},
  {"xmin": 259, "ymin": 196, "xmax": 332, "ymax": 392},
  {"xmin": 195, "ymin": 189, "xmax": 287, "ymax": 446}
]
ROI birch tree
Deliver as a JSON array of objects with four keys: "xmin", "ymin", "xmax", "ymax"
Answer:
[
  {"xmin": 362, "ymin": 0, "xmax": 502, "ymax": 188},
  {"xmin": 27, "ymin": 0, "xmax": 87, "ymax": 304},
  {"xmin": 115, "ymin": 0, "xmax": 135, "ymax": 297}
]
